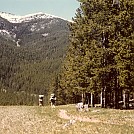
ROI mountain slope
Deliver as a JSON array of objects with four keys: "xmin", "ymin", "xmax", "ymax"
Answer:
[{"xmin": 0, "ymin": 12, "xmax": 70, "ymax": 105}]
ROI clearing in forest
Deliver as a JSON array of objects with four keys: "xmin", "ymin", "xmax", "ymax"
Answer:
[{"xmin": 0, "ymin": 105, "xmax": 134, "ymax": 134}]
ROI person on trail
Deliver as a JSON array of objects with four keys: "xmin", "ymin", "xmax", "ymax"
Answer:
[
  {"xmin": 39, "ymin": 95, "xmax": 44, "ymax": 106},
  {"xmin": 50, "ymin": 93, "xmax": 56, "ymax": 108}
]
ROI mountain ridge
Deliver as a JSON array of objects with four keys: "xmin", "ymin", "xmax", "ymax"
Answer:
[
  {"xmin": 0, "ymin": 11, "xmax": 70, "ymax": 47},
  {"xmin": 0, "ymin": 11, "xmax": 69, "ymax": 23}
]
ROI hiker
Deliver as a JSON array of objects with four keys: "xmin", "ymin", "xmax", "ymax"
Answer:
[
  {"xmin": 50, "ymin": 93, "xmax": 56, "ymax": 108},
  {"xmin": 39, "ymin": 95, "xmax": 44, "ymax": 106}
]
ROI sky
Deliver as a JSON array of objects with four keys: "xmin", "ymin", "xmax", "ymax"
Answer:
[{"xmin": 0, "ymin": 0, "xmax": 80, "ymax": 20}]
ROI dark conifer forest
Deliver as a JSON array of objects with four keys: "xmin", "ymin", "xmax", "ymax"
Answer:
[
  {"xmin": 58, "ymin": 0, "xmax": 134, "ymax": 109},
  {"xmin": 0, "ymin": 16, "xmax": 69, "ymax": 105}
]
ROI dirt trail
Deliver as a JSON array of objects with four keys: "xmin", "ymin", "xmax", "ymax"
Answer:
[
  {"xmin": 59, "ymin": 109, "xmax": 100, "ymax": 123},
  {"xmin": 58, "ymin": 109, "xmax": 134, "ymax": 126},
  {"xmin": 0, "ymin": 106, "xmax": 133, "ymax": 133}
]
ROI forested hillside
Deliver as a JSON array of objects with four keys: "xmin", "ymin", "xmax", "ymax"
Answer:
[{"xmin": 0, "ymin": 13, "xmax": 70, "ymax": 105}]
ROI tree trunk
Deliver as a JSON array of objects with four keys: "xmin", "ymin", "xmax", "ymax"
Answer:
[
  {"xmin": 101, "ymin": 87, "xmax": 106, "ymax": 108},
  {"xmin": 113, "ymin": 90, "xmax": 118, "ymax": 109},
  {"xmin": 123, "ymin": 90, "xmax": 129, "ymax": 109},
  {"xmin": 113, "ymin": 71, "xmax": 119, "ymax": 109},
  {"xmin": 91, "ymin": 92, "xmax": 94, "ymax": 107},
  {"xmin": 103, "ymin": 87, "xmax": 106, "ymax": 108},
  {"xmin": 100, "ymin": 91, "xmax": 103, "ymax": 107},
  {"xmin": 82, "ymin": 92, "xmax": 85, "ymax": 104}
]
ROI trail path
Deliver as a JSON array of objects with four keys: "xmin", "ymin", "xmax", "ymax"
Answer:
[
  {"xmin": 59, "ymin": 109, "xmax": 100, "ymax": 123},
  {"xmin": 58, "ymin": 109, "xmax": 134, "ymax": 127},
  {"xmin": 0, "ymin": 106, "xmax": 134, "ymax": 134}
]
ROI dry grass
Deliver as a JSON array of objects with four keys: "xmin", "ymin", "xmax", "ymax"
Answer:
[{"xmin": 0, "ymin": 105, "xmax": 134, "ymax": 134}]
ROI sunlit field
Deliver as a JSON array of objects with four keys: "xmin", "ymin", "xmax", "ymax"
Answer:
[{"xmin": 0, "ymin": 105, "xmax": 134, "ymax": 134}]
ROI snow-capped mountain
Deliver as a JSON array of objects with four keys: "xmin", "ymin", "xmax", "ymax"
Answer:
[
  {"xmin": 0, "ymin": 11, "xmax": 69, "ymax": 47},
  {"xmin": 0, "ymin": 12, "xmax": 70, "ymax": 99},
  {"xmin": 0, "ymin": 12, "xmax": 67, "ymax": 23}
]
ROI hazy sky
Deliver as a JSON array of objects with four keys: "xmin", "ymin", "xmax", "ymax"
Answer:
[{"xmin": 0, "ymin": 0, "xmax": 80, "ymax": 20}]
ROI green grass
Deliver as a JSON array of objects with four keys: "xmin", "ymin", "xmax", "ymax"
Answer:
[
  {"xmin": 0, "ymin": 105, "xmax": 133, "ymax": 134},
  {"xmin": 35, "ymin": 105, "xmax": 134, "ymax": 134}
]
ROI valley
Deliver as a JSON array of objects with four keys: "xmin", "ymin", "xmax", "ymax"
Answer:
[{"xmin": 0, "ymin": 12, "xmax": 70, "ymax": 105}]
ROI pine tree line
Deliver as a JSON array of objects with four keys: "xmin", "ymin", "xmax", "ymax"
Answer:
[{"xmin": 58, "ymin": 0, "xmax": 134, "ymax": 109}]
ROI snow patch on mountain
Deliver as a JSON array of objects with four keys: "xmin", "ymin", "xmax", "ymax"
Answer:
[
  {"xmin": 42, "ymin": 33, "xmax": 49, "ymax": 37},
  {"xmin": 29, "ymin": 19, "xmax": 59, "ymax": 32},
  {"xmin": 0, "ymin": 12, "xmax": 21, "ymax": 23},
  {"xmin": 0, "ymin": 12, "xmax": 67, "ymax": 23},
  {"xmin": 16, "ymin": 39, "xmax": 21, "ymax": 47},
  {"xmin": 0, "ymin": 29, "xmax": 16, "ymax": 39},
  {"xmin": 30, "ymin": 24, "xmax": 36, "ymax": 32},
  {"xmin": 0, "ymin": 29, "xmax": 10, "ymax": 35}
]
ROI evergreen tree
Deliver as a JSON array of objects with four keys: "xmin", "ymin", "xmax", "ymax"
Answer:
[
  {"xmin": 59, "ymin": 0, "xmax": 134, "ymax": 108},
  {"xmin": 59, "ymin": 0, "xmax": 105, "ymax": 104},
  {"xmin": 111, "ymin": 0, "xmax": 134, "ymax": 108}
]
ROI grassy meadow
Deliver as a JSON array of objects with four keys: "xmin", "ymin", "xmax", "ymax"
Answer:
[{"xmin": 0, "ymin": 105, "xmax": 134, "ymax": 134}]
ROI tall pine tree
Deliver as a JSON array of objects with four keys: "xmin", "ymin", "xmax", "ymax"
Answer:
[{"xmin": 58, "ymin": 0, "xmax": 134, "ymax": 108}]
